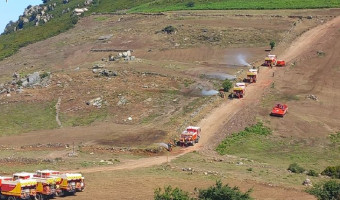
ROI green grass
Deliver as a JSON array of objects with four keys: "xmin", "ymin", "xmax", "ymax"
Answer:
[
  {"xmin": 0, "ymin": 101, "xmax": 58, "ymax": 136},
  {"xmin": 130, "ymin": 0, "xmax": 340, "ymax": 13},
  {"xmin": 216, "ymin": 123, "xmax": 340, "ymax": 170},
  {"xmin": 61, "ymin": 109, "xmax": 108, "ymax": 127}
]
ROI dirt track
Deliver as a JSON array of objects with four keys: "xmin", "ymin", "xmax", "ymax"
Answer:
[
  {"xmin": 63, "ymin": 14, "xmax": 340, "ymax": 200},
  {"xmin": 73, "ymin": 15, "xmax": 340, "ymax": 174}
]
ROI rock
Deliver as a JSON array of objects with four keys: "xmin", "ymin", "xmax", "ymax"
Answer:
[
  {"xmin": 306, "ymin": 94, "xmax": 318, "ymax": 101},
  {"xmin": 101, "ymin": 69, "xmax": 117, "ymax": 77},
  {"xmin": 92, "ymin": 64, "xmax": 105, "ymax": 69},
  {"xmin": 117, "ymin": 96, "xmax": 127, "ymax": 106},
  {"xmin": 88, "ymin": 97, "xmax": 104, "ymax": 108},
  {"xmin": 90, "ymin": 152, "xmax": 94, "ymax": 155},
  {"xmin": 84, "ymin": 0, "xmax": 93, "ymax": 6},
  {"xmin": 27, "ymin": 72, "xmax": 41, "ymax": 86},
  {"xmin": 127, "ymin": 117, "xmax": 132, "ymax": 121},
  {"xmin": 303, "ymin": 178, "xmax": 312, "ymax": 186},
  {"xmin": 98, "ymin": 34, "xmax": 113, "ymax": 40}
]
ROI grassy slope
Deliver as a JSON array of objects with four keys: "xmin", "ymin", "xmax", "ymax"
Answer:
[
  {"xmin": 0, "ymin": 101, "xmax": 57, "ymax": 136},
  {"xmin": 130, "ymin": 0, "xmax": 340, "ymax": 13},
  {"xmin": 216, "ymin": 123, "xmax": 340, "ymax": 173}
]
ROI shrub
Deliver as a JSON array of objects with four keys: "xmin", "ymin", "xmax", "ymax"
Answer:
[
  {"xmin": 321, "ymin": 166, "xmax": 340, "ymax": 179},
  {"xmin": 16, "ymin": 80, "xmax": 23, "ymax": 87},
  {"xmin": 186, "ymin": 2, "xmax": 195, "ymax": 7},
  {"xmin": 40, "ymin": 72, "xmax": 49, "ymax": 79},
  {"xmin": 216, "ymin": 122, "xmax": 271, "ymax": 155},
  {"xmin": 307, "ymin": 180, "xmax": 340, "ymax": 200},
  {"xmin": 199, "ymin": 180, "xmax": 253, "ymax": 200},
  {"xmin": 307, "ymin": 169, "xmax": 319, "ymax": 177},
  {"xmin": 269, "ymin": 41, "xmax": 276, "ymax": 50},
  {"xmin": 288, "ymin": 163, "xmax": 305, "ymax": 174},
  {"xmin": 154, "ymin": 186, "xmax": 192, "ymax": 200},
  {"xmin": 222, "ymin": 79, "xmax": 232, "ymax": 92},
  {"xmin": 162, "ymin": 26, "xmax": 177, "ymax": 34}
]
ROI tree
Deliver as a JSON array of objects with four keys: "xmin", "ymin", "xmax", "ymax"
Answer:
[
  {"xmin": 222, "ymin": 79, "xmax": 233, "ymax": 92},
  {"xmin": 307, "ymin": 180, "xmax": 340, "ymax": 200},
  {"xmin": 154, "ymin": 186, "xmax": 192, "ymax": 200},
  {"xmin": 199, "ymin": 180, "xmax": 253, "ymax": 200},
  {"xmin": 186, "ymin": 2, "xmax": 195, "ymax": 7},
  {"xmin": 162, "ymin": 26, "xmax": 177, "ymax": 34},
  {"xmin": 269, "ymin": 41, "xmax": 276, "ymax": 50}
]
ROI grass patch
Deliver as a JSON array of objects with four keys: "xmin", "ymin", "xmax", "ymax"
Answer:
[
  {"xmin": 61, "ymin": 109, "xmax": 108, "ymax": 127},
  {"xmin": 130, "ymin": 0, "xmax": 340, "ymax": 13},
  {"xmin": 141, "ymin": 113, "xmax": 160, "ymax": 124},
  {"xmin": 216, "ymin": 123, "xmax": 340, "ymax": 170},
  {"xmin": 0, "ymin": 101, "xmax": 58, "ymax": 136},
  {"xmin": 216, "ymin": 122, "xmax": 271, "ymax": 155}
]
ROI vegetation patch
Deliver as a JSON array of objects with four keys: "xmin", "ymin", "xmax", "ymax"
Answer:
[
  {"xmin": 0, "ymin": 101, "xmax": 58, "ymax": 136},
  {"xmin": 216, "ymin": 124, "xmax": 340, "ymax": 170},
  {"xmin": 307, "ymin": 180, "xmax": 340, "ymax": 200},
  {"xmin": 216, "ymin": 122, "xmax": 271, "ymax": 155},
  {"xmin": 288, "ymin": 163, "xmax": 305, "ymax": 174},
  {"xmin": 321, "ymin": 165, "xmax": 340, "ymax": 179},
  {"xmin": 154, "ymin": 180, "xmax": 253, "ymax": 200},
  {"xmin": 130, "ymin": 0, "xmax": 340, "ymax": 13}
]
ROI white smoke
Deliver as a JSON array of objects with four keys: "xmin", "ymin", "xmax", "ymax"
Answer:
[
  {"xmin": 236, "ymin": 54, "xmax": 251, "ymax": 66},
  {"xmin": 201, "ymin": 90, "xmax": 219, "ymax": 96}
]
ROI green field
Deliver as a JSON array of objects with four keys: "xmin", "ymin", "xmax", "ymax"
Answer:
[
  {"xmin": 0, "ymin": 101, "xmax": 58, "ymax": 136},
  {"xmin": 216, "ymin": 123, "xmax": 340, "ymax": 172},
  {"xmin": 130, "ymin": 0, "xmax": 340, "ymax": 13}
]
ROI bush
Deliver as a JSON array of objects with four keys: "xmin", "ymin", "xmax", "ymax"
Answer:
[
  {"xmin": 307, "ymin": 169, "xmax": 319, "ymax": 177},
  {"xmin": 307, "ymin": 180, "xmax": 340, "ymax": 200},
  {"xmin": 40, "ymin": 72, "xmax": 49, "ymax": 79},
  {"xmin": 269, "ymin": 41, "xmax": 276, "ymax": 50},
  {"xmin": 222, "ymin": 79, "xmax": 233, "ymax": 92},
  {"xmin": 321, "ymin": 166, "xmax": 340, "ymax": 179},
  {"xmin": 162, "ymin": 26, "xmax": 177, "ymax": 34},
  {"xmin": 199, "ymin": 180, "xmax": 253, "ymax": 200},
  {"xmin": 216, "ymin": 122, "xmax": 271, "ymax": 155},
  {"xmin": 186, "ymin": 2, "xmax": 195, "ymax": 7},
  {"xmin": 154, "ymin": 186, "xmax": 192, "ymax": 200},
  {"xmin": 288, "ymin": 163, "xmax": 305, "ymax": 174}
]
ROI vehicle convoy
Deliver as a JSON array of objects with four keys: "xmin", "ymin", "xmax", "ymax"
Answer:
[
  {"xmin": 233, "ymin": 82, "xmax": 246, "ymax": 98},
  {"xmin": 245, "ymin": 69, "xmax": 258, "ymax": 83},
  {"xmin": 0, "ymin": 176, "xmax": 37, "ymax": 200},
  {"xmin": 177, "ymin": 126, "xmax": 201, "ymax": 146},
  {"xmin": 271, "ymin": 104, "xmax": 288, "ymax": 117},
  {"xmin": 35, "ymin": 170, "xmax": 85, "ymax": 195},
  {"xmin": 0, "ymin": 170, "xmax": 85, "ymax": 200},
  {"xmin": 13, "ymin": 172, "xmax": 57, "ymax": 200}
]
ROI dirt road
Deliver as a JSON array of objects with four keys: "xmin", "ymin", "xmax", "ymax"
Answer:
[{"xmin": 67, "ymin": 15, "xmax": 340, "ymax": 175}]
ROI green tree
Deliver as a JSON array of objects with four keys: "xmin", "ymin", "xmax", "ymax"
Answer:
[
  {"xmin": 154, "ymin": 186, "xmax": 192, "ymax": 200},
  {"xmin": 269, "ymin": 41, "xmax": 276, "ymax": 50},
  {"xmin": 321, "ymin": 165, "xmax": 340, "ymax": 179},
  {"xmin": 307, "ymin": 180, "xmax": 340, "ymax": 200},
  {"xmin": 222, "ymin": 79, "xmax": 233, "ymax": 92},
  {"xmin": 288, "ymin": 163, "xmax": 305, "ymax": 174},
  {"xmin": 199, "ymin": 180, "xmax": 253, "ymax": 200}
]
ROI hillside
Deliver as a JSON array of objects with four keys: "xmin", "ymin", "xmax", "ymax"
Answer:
[
  {"xmin": 1, "ymin": 0, "xmax": 340, "ymax": 60},
  {"xmin": 0, "ymin": 2, "xmax": 340, "ymax": 200}
]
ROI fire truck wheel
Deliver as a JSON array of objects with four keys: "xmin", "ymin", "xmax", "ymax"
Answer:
[
  {"xmin": 8, "ymin": 197, "xmax": 17, "ymax": 200},
  {"xmin": 69, "ymin": 190, "xmax": 76, "ymax": 196}
]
